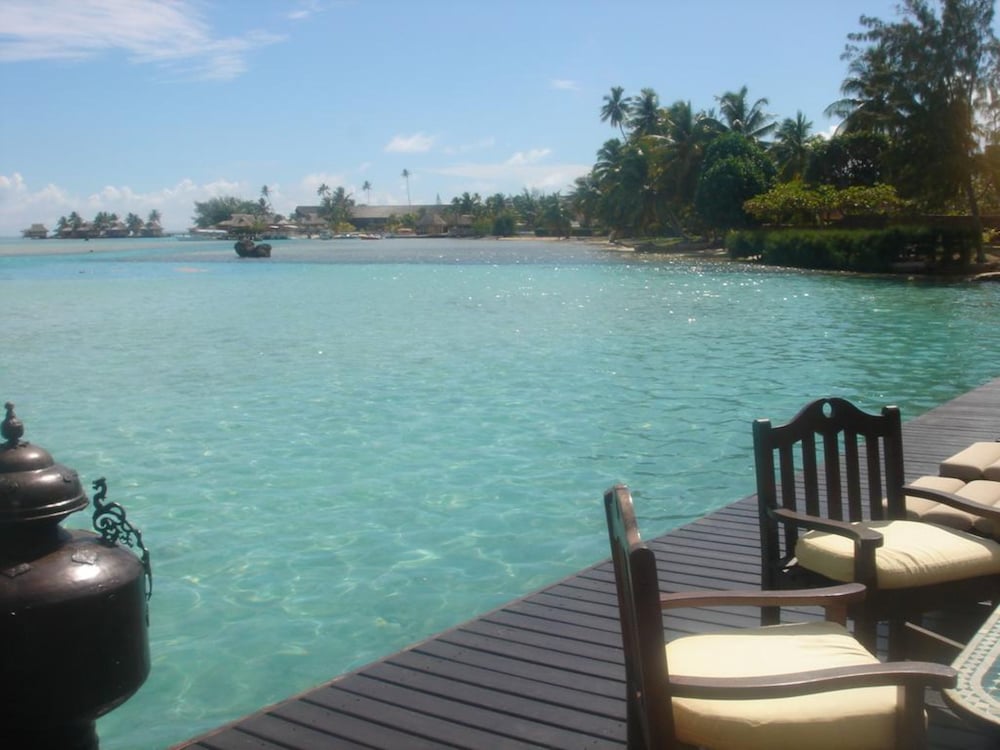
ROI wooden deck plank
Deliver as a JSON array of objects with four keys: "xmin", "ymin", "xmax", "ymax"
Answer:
[{"xmin": 174, "ymin": 376, "xmax": 1000, "ymax": 750}]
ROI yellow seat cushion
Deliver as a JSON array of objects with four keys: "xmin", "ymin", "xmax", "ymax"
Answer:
[
  {"xmin": 667, "ymin": 621, "xmax": 898, "ymax": 750},
  {"xmin": 904, "ymin": 476, "xmax": 1000, "ymax": 537},
  {"xmin": 941, "ymin": 442, "xmax": 1000, "ymax": 481},
  {"xmin": 960, "ymin": 481, "xmax": 1000, "ymax": 537},
  {"xmin": 904, "ymin": 475, "xmax": 971, "ymax": 530},
  {"xmin": 796, "ymin": 520, "xmax": 1000, "ymax": 588}
]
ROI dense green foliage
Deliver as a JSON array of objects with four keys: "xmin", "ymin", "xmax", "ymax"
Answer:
[
  {"xmin": 694, "ymin": 134, "xmax": 775, "ymax": 232},
  {"xmin": 744, "ymin": 182, "xmax": 904, "ymax": 225},
  {"xmin": 193, "ymin": 196, "xmax": 259, "ymax": 228},
  {"xmin": 52, "ymin": 209, "xmax": 162, "ymax": 237},
  {"xmin": 727, "ymin": 226, "xmax": 981, "ymax": 271},
  {"xmin": 575, "ymin": 0, "xmax": 999, "ymax": 270}
]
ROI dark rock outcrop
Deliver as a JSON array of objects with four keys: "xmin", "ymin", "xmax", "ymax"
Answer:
[{"xmin": 234, "ymin": 239, "xmax": 272, "ymax": 258}]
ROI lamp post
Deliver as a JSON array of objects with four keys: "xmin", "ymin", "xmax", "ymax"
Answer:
[{"xmin": 0, "ymin": 402, "xmax": 151, "ymax": 749}]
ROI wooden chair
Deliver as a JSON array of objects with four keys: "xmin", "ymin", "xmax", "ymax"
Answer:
[
  {"xmin": 753, "ymin": 397, "xmax": 1000, "ymax": 657},
  {"xmin": 604, "ymin": 484, "xmax": 955, "ymax": 750}
]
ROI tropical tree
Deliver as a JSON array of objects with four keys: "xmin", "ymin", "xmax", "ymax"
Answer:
[
  {"xmin": 568, "ymin": 174, "xmax": 602, "ymax": 228},
  {"xmin": 715, "ymin": 86, "xmax": 777, "ymax": 143},
  {"xmin": 451, "ymin": 192, "xmax": 483, "ymax": 217},
  {"xmin": 322, "ymin": 186, "xmax": 355, "ymax": 227},
  {"xmin": 537, "ymin": 193, "xmax": 571, "ymax": 236},
  {"xmin": 125, "ymin": 212, "xmax": 144, "ymax": 236},
  {"xmin": 192, "ymin": 196, "xmax": 258, "ymax": 228},
  {"xmin": 258, "ymin": 185, "xmax": 271, "ymax": 217},
  {"xmin": 628, "ymin": 87, "xmax": 663, "ymax": 138},
  {"xmin": 694, "ymin": 132, "xmax": 776, "ymax": 234},
  {"xmin": 511, "ymin": 189, "xmax": 540, "ymax": 228},
  {"xmin": 317, "ymin": 183, "xmax": 330, "ymax": 201},
  {"xmin": 600, "ymin": 85, "xmax": 630, "ymax": 138},
  {"xmin": 771, "ymin": 112, "xmax": 819, "ymax": 180},
  {"xmin": 595, "ymin": 139, "xmax": 654, "ymax": 234},
  {"xmin": 92, "ymin": 211, "xmax": 112, "ymax": 235},
  {"xmin": 362, "ymin": 180, "xmax": 372, "ymax": 204},
  {"xmin": 642, "ymin": 100, "xmax": 723, "ymax": 232},
  {"xmin": 833, "ymin": 0, "xmax": 1000, "ymax": 260},
  {"xmin": 805, "ymin": 131, "xmax": 892, "ymax": 188},
  {"xmin": 824, "ymin": 44, "xmax": 902, "ymax": 136},
  {"xmin": 401, "ymin": 169, "xmax": 411, "ymax": 207}
]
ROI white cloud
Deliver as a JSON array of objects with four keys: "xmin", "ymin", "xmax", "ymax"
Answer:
[
  {"xmin": 505, "ymin": 149, "xmax": 552, "ymax": 166},
  {"xmin": 0, "ymin": 0, "xmax": 285, "ymax": 81},
  {"xmin": 550, "ymin": 79, "xmax": 579, "ymax": 91},
  {"xmin": 0, "ymin": 173, "xmax": 275, "ymax": 235},
  {"xmin": 384, "ymin": 133, "xmax": 435, "ymax": 153}
]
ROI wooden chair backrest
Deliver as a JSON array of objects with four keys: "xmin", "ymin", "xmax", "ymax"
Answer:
[
  {"xmin": 753, "ymin": 398, "xmax": 906, "ymax": 584},
  {"xmin": 604, "ymin": 485, "xmax": 676, "ymax": 750}
]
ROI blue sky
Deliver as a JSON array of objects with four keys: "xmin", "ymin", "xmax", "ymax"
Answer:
[{"xmin": 0, "ymin": 0, "xmax": 930, "ymax": 235}]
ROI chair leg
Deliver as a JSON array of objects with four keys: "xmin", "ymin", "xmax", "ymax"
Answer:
[
  {"xmin": 761, "ymin": 605, "xmax": 779, "ymax": 626},
  {"xmin": 854, "ymin": 609, "xmax": 878, "ymax": 655},
  {"xmin": 888, "ymin": 618, "xmax": 907, "ymax": 661},
  {"xmin": 895, "ymin": 684, "xmax": 928, "ymax": 750}
]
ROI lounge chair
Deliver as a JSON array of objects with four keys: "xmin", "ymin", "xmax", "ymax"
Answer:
[
  {"xmin": 753, "ymin": 398, "xmax": 1000, "ymax": 658},
  {"xmin": 604, "ymin": 484, "xmax": 955, "ymax": 750}
]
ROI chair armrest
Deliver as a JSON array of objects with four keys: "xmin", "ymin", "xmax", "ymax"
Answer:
[
  {"xmin": 772, "ymin": 507, "xmax": 883, "ymax": 586},
  {"xmin": 669, "ymin": 661, "xmax": 957, "ymax": 700},
  {"xmin": 772, "ymin": 507, "xmax": 884, "ymax": 544},
  {"xmin": 660, "ymin": 582, "xmax": 867, "ymax": 611},
  {"xmin": 904, "ymin": 484, "xmax": 1000, "ymax": 524}
]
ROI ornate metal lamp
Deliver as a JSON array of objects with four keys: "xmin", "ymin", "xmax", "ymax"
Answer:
[{"xmin": 0, "ymin": 402, "xmax": 151, "ymax": 749}]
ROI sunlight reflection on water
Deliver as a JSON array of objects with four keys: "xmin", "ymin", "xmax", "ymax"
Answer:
[{"xmin": 1, "ymin": 238, "xmax": 997, "ymax": 748}]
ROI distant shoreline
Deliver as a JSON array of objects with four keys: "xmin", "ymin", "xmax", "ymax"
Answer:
[{"xmin": 0, "ymin": 234, "xmax": 628, "ymax": 259}]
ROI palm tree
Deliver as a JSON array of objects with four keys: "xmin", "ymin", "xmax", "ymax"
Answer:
[
  {"xmin": 716, "ymin": 86, "xmax": 777, "ymax": 142},
  {"xmin": 125, "ymin": 212, "xmax": 143, "ymax": 237},
  {"xmin": 771, "ymin": 111, "xmax": 817, "ymax": 180},
  {"xmin": 568, "ymin": 174, "xmax": 601, "ymax": 227},
  {"xmin": 824, "ymin": 45, "xmax": 905, "ymax": 138},
  {"xmin": 401, "ymin": 169, "xmax": 411, "ymax": 207},
  {"xmin": 258, "ymin": 185, "xmax": 271, "ymax": 217},
  {"xmin": 600, "ymin": 86, "xmax": 630, "ymax": 138},
  {"xmin": 317, "ymin": 183, "xmax": 330, "ymax": 201},
  {"xmin": 629, "ymin": 88, "xmax": 663, "ymax": 138},
  {"xmin": 663, "ymin": 101, "xmax": 719, "ymax": 198},
  {"xmin": 362, "ymin": 180, "xmax": 372, "ymax": 204}
]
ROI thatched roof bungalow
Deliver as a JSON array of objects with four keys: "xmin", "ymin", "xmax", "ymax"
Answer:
[{"xmin": 21, "ymin": 223, "xmax": 48, "ymax": 239}]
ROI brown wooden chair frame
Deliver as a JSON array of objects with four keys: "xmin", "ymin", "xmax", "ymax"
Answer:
[
  {"xmin": 753, "ymin": 397, "xmax": 1000, "ymax": 657},
  {"xmin": 604, "ymin": 484, "xmax": 955, "ymax": 750}
]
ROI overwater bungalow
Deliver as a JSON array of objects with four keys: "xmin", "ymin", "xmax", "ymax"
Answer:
[{"xmin": 21, "ymin": 223, "xmax": 48, "ymax": 239}]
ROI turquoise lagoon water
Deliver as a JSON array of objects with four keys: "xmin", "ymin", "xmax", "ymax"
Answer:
[{"xmin": 1, "ymin": 236, "xmax": 998, "ymax": 749}]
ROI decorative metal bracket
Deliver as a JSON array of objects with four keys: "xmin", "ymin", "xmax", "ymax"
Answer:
[{"xmin": 91, "ymin": 478, "xmax": 153, "ymax": 606}]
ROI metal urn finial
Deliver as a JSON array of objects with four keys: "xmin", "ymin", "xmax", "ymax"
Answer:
[{"xmin": 2, "ymin": 402, "xmax": 24, "ymax": 446}]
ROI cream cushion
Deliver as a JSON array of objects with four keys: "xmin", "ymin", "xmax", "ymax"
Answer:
[
  {"xmin": 904, "ymin": 476, "xmax": 1000, "ymax": 537},
  {"xmin": 986, "ymin": 461, "xmax": 1000, "ymax": 482},
  {"xmin": 960, "ymin": 481, "xmax": 1000, "ymax": 536},
  {"xmin": 904, "ymin": 475, "xmax": 970, "ymax": 529},
  {"xmin": 941, "ymin": 442, "xmax": 1000, "ymax": 481},
  {"xmin": 667, "ymin": 621, "xmax": 899, "ymax": 750},
  {"xmin": 796, "ymin": 520, "xmax": 1000, "ymax": 588}
]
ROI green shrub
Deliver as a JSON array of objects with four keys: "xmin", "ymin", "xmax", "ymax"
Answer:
[{"xmin": 725, "ymin": 226, "xmax": 979, "ymax": 272}]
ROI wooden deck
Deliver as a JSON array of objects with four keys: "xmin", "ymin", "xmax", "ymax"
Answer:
[{"xmin": 175, "ymin": 378, "xmax": 1000, "ymax": 750}]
